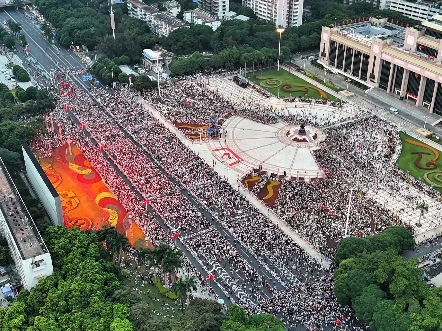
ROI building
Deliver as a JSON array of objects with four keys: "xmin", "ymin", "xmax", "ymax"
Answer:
[
  {"xmin": 380, "ymin": 0, "xmax": 442, "ymax": 22},
  {"xmin": 319, "ymin": 16, "xmax": 442, "ymax": 115},
  {"xmin": 198, "ymin": 0, "xmax": 229, "ymax": 19},
  {"xmin": 241, "ymin": 0, "xmax": 304, "ymax": 27},
  {"xmin": 183, "ymin": 9, "xmax": 221, "ymax": 30},
  {"xmin": 342, "ymin": 0, "xmax": 382, "ymax": 7},
  {"xmin": 0, "ymin": 158, "xmax": 53, "ymax": 290},
  {"xmin": 165, "ymin": 0, "xmax": 181, "ymax": 16},
  {"xmin": 142, "ymin": 48, "xmax": 164, "ymax": 73},
  {"xmin": 127, "ymin": 0, "xmax": 188, "ymax": 37}
]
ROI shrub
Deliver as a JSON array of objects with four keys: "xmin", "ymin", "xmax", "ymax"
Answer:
[{"xmin": 152, "ymin": 277, "xmax": 179, "ymax": 300}]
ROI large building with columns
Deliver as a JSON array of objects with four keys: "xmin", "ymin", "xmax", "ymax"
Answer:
[{"xmin": 319, "ymin": 16, "xmax": 442, "ymax": 115}]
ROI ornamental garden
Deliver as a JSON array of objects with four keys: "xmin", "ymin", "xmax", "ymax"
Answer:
[
  {"xmin": 396, "ymin": 132, "xmax": 442, "ymax": 192},
  {"xmin": 246, "ymin": 68, "xmax": 338, "ymax": 101}
]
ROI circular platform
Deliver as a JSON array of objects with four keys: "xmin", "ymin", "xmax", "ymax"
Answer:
[{"xmin": 212, "ymin": 116, "xmax": 325, "ymax": 180}]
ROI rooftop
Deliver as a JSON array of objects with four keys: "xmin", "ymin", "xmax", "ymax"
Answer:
[
  {"xmin": 422, "ymin": 17, "xmax": 442, "ymax": 33},
  {"xmin": 154, "ymin": 12, "xmax": 187, "ymax": 28},
  {"xmin": 337, "ymin": 21, "xmax": 405, "ymax": 47},
  {"xmin": 186, "ymin": 9, "xmax": 216, "ymax": 22},
  {"xmin": 143, "ymin": 49, "xmax": 163, "ymax": 60},
  {"xmin": 0, "ymin": 158, "xmax": 47, "ymax": 261},
  {"xmin": 129, "ymin": 0, "xmax": 149, "ymax": 10}
]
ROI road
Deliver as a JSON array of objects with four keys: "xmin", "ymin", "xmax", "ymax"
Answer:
[{"xmin": 0, "ymin": 8, "xmax": 83, "ymax": 76}]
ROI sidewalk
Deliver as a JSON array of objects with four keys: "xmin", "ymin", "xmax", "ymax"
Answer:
[{"xmin": 139, "ymin": 98, "xmax": 331, "ymax": 269}]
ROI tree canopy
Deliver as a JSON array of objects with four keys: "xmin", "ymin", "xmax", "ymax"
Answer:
[{"xmin": 334, "ymin": 226, "xmax": 442, "ymax": 331}]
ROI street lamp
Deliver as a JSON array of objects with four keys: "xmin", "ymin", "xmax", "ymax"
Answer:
[
  {"xmin": 276, "ymin": 28, "xmax": 285, "ymax": 71},
  {"xmin": 156, "ymin": 51, "xmax": 162, "ymax": 97},
  {"xmin": 423, "ymin": 115, "xmax": 429, "ymax": 129}
]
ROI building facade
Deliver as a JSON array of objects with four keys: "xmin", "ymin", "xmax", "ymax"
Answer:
[
  {"xmin": 183, "ymin": 9, "xmax": 221, "ymax": 30},
  {"xmin": 241, "ymin": 0, "xmax": 304, "ymax": 27},
  {"xmin": 198, "ymin": 0, "xmax": 229, "ymax": 19},
  {"xmin": 127, "ymin": 0, "xmax": 188, "ymax": 37},
  {"xmin": 0, "ymin": 158, "xmax": 53, "ymax": 290},
  {"xmin": 319, "ymin": 16, "xmax": 442, "ymax": 115},
  {"xmin": 380, "ymin": 0, "xmax": 442, "ymax": 22}
]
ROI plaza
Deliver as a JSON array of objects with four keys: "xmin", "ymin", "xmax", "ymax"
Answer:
[{"xmin": 29, "ymin": 66, "xmax": 442, "ymax": 330}]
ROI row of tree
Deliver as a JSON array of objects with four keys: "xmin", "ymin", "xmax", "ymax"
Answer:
[
  {"xmin": 0, "ymin": 83, "xmax": 53, "ymax": 153},
  {"xmin": 33, "ymin": 0, "xmax": 155, "ymax": 63},
  {"xmin": 169, "ymin": 45, "xmax": 291, "ymax": 75},
  {"xmin": 32, "ymin": 0, "xmax": 419, "ymax": 70},
  {"xmin": 7, "ymin": 19, "xmax": 26, "ymax": 47},
  {"xmin": 0, "ymin": 25, "xmax": 16, "ymax": 49},
  {"xmin": 334, "ymin": 226, "xmax": 442, "ymax": 331},
  {"xmin": 90, "ymin": 56, "xmax": 156, "ymax": 90}
]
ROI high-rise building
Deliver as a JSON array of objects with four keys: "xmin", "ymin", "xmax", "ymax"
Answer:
[
  {"xmin": 198, "ymin": 0, "xmax": 229, "ymax": 20},
  {"xmin": 242, "ymin": 0, "xmax": 304, "ymax": 27},
  {"xmin": 0, "ymin": 158, "xmax": 53, "ymax": 290},
  {"xmin": 319, "ymin": 16, "xmax": 442, "ymax": 115}
]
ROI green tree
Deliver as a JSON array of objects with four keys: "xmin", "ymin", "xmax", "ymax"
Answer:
[
  {"xmin": 104, "ymin": 227, "xmax": 129, "ymax": 263},
  {"xmin": 336, "ymin": 236, "xmax": 370, "ymax": 264},
  {"xmin": 353, "ymin": 284, "xmax": 387, "ymax": 323},
  {"xmin": 25, "ymin": 86, "xmax": 38, "ymax": 100},
  {"xmin": 0, "ymin": 148, "xmax": 22, "ymax": 172},
  {"xmin": 370, "ymin": 300, "xmax": 412, "ymax": 331},
  {"xmin": 172, "ymin": 277, "xmax": 197, "ymax": 312},
  {"xmin": 416, "ymin": 202, "xmax": 428, "ymax": 227},
  {"xmin": 3, "ymin": 35, "xmax": 15, "ymax": 49},
  {"xmin": 334, "ymin": 268, "xmax": 373, "ymax": 305},
  {"xmin": 133, "ymin": 75, "xmax": 155, "ymax": 91}
]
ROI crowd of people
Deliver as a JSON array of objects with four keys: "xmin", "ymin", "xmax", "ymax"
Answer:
[{"xmin": 28, "ymin": 71, "xmax": 442, "ymax": 331}]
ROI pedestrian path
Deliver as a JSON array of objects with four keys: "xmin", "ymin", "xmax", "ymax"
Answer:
[{"xmin": 139, "ymin": 97, "xmax": 331, "ymax": 269}]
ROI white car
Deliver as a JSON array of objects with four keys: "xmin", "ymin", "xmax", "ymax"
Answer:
[{"xmin": 390, "ymin": 107, "xmax": 398, "ymax": 114}]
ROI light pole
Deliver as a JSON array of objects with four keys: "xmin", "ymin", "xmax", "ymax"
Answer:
[
  {"xmin": 276, "ymin": 28, "xmax": 285, "ymax": 71},
  {"xmin": 423, "ymin": 115, "xmax": 429, "ymax": 129},
  {"xmin": 156, "ymin": 51, "xmax": 162, "ymax": 97},
  {"xmin": 344, "ymin": 188, "xmax": 353, "ymax": 238}
]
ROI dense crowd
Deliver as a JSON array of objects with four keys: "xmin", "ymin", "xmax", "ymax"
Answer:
[{"xmin": 29, "ymin": 72, "xmax": 440, "ymax": 331}]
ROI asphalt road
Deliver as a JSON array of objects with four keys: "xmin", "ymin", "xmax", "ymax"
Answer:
[{"xmin": 0, "ymin": 9, "xmax": 82, "ymax": 74}]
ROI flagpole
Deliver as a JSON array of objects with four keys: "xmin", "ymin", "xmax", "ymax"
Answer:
[{"xmin": 344, "ymin": 188, "xmax": 353, "ymax": 238}]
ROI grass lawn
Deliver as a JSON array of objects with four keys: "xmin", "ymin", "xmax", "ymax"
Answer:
[
  {"xmin": 123, "ymin": 262, "xmax": 180, "ymax": 316},
  {"xmin": 396, "ymin": 132, "xmax": 442, "ymax": 192},
  {"xmin": 246, "ymin": 68, "xmax": 338, "ymax": 101}
]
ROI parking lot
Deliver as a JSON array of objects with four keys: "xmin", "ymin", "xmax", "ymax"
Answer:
[{"xmin": 0, "ymin": 53, "xmax": 33, "ymax": 90}]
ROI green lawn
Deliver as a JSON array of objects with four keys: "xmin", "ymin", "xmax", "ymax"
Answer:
[
  {"xmin": 122, "ymin": 260, "xmax": 180, "ymax": 317},
  {"xmin": 246, "ymin": 68, "xmax": 338, "ymax": 101},
  {"xmin": 396, "ymin": 132, "xmax": 442, "ymax": 192}
]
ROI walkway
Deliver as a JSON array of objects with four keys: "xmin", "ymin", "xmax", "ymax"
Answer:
[{"xmin": 139, "ymin": 98, "xmax": 331, "ymax": 269}]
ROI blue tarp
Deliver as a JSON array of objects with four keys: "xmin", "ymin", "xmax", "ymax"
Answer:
[{"xmin": 2, "ymin": 285, "xmax": 14, "ymax": 299}]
